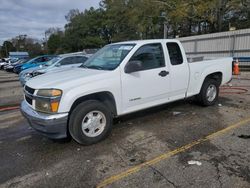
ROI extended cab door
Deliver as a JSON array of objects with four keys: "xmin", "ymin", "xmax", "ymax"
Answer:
[
  {"xmin": 166, "ymin": 42, "xmax": 189, "ymax": 100},
  {"xmin": 121, "ymin": 43, "xmax": 171, "ymax": 114}
]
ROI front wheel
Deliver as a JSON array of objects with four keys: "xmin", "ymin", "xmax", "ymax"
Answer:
[
  {"xmin": 197, "ymin": 79, "xmax": 219, "ymax": 106},
  {"xmin": 69, "ymin": 100, "xmax": 113, "ymax": 145}
]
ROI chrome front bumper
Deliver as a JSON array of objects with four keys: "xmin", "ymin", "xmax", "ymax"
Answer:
[{"xmin": 20, "ymin": 101, "xmax": 69, "ymax": 139}]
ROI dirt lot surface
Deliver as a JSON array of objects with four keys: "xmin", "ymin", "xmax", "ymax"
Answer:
[{"xmin": 0, "ymin": 70, "xmax": 250, "ymax": 188}]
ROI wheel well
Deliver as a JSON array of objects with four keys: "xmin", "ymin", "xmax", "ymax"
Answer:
[
  {"xmin": 70, "ymin": 92, "xmax": 117, "ymax": 117},
  {"xmin": 204, "ymin": 72, "xmax": 223, "ymax": 85}
]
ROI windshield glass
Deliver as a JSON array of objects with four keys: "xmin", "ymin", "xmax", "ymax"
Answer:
[
  {"xmin": 45, "ymin": 57, "xmax": 61, "ymax": 66},
  {"xmin": 25, "ymin": 57, "xmax": 39, "ymax": 64},
  {"xmin": 81, "ymin": 44, "xmax": 135, "ymax": 70}
]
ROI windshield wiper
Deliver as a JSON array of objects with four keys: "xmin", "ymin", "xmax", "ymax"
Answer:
[
  {"xmin": 88, "ymin": 65, "xmax": 104, "ymax": 70},
  {"xmin": 81, "ymin": 65, "xmax": 89, "ymax": 69}
]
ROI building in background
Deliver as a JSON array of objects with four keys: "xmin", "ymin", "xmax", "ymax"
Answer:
[
  {"xmin": 9, "ymin": 52, "xmax": 29, "ymax": 59},
  {"xmin": 178, "ymin": 28, "xmax": 250, "ymax": 71},
  {"xmin": 178, "ymin": 28, "xmax": 250, "ymax": 58}
]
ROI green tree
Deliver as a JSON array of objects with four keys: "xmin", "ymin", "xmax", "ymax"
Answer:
[
  {"xmin": 10, "ymin": 35, "xmax": 44, "ymax": 57},
  {"xmin": 44, "ymin": 0, "xmax": 250, "ymax": 53},
  {"xmin": 63, "ymin": 8, "xmax": 106, "ymax": 52},
  {"xmin": 47, "ymin": 32, "xmax": 63, "ymax": 54},
  {"xmin": 0, "ymin": 41, "xmax": 16, "ymax": 58}
]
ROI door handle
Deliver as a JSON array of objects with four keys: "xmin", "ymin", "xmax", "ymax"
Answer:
[{"xmin": 158, "ymin": 70, "xmax": 169, "ymax": 77}]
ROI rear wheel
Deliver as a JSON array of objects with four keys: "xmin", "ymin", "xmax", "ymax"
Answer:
[
  {"xmin": 197, "ymin": 79, "xmax": 219, "ymax": 106},
  {"xmin": 69, "ymin": 100, "xmax": 112, "ymax": 145}
]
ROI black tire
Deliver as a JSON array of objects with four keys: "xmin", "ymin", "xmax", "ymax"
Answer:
[
  {"xmin": 197, "ymin": 79, "xmax": 219, "ymax": 106},
  {"xmin": 69, "ymin": 100, "xmax": 113, "ymax": 145}
]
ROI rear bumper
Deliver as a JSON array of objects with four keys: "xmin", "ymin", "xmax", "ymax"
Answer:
[{"xmin": 20, "ymin": 101, "xmax": 68, "ymax": 139}]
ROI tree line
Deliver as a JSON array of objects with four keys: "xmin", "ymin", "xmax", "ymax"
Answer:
[
  {"xmin": 47, "ymin": 0, "xmax": 250, "ymax": 54},
  {"xmin": 0, "ymin": 35, "xmax": 44, "ymax": 58},
  {"xmin": 1, "ymin": 0, "xmax": 249, "ymax": 57}
]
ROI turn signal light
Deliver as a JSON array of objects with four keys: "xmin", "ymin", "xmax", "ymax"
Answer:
[{"xmin": 51, "ymin": 101, "xmax": 59, "ymax": 112}]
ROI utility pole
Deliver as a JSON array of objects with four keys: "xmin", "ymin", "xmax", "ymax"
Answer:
[
  {"xmin": 163, "ymin": 22, "xmax": 168, "ymax": 39},
  {"xmin": 4, "ymin": 42, "xmax": 8, "ymax": 57},
  {"xmin": 217, "ymin": 0, "xmax": 222, "ymax": 32},
  {"xmin": 160, "ymin": 12, "xmax": 168, "ymax": 39}
]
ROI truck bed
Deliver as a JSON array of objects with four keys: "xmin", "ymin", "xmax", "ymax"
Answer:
[
  {"xmin": 187, "ymin": 56, "xmax": 222, "ymax": 63},
  {"xmin": 186, "ymin": 57, "xmax": 233, "ymax": 97}
]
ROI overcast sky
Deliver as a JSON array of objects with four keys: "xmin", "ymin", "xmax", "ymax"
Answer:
[{"xmin": 0, "ymin": 0, "xmax": 101, "ymax": 45}]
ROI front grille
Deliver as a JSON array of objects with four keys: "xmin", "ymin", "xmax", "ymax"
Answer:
[
  {"xmin": 25, "ymin": 95, "xmax": 32, "ymax": 105},
  {"xmin": 25, "ymin": 86, "xmax": 35, "ymax": 95},
  {"xmin": 24, "ymin": 86, "xmax": 35, "ymax": 106}
]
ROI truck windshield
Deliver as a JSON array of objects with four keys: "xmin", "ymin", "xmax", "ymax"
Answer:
[{"xmin": 81, "ymin": 44, "xmax": 135, "ymax": 70}]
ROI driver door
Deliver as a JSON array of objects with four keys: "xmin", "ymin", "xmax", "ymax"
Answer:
[{"xmin": 121, "ymin": 43, "xmax": 171, "ymax": 114}]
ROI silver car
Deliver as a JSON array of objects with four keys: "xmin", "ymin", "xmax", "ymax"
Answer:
[{"xmin": 19, "ymin": 54, "xmax": 89, "ymax": 86}]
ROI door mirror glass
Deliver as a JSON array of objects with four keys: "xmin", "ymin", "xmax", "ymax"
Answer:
[{"xmin": 124, "ymin": 60, "xmax": 142, "ymax": 73}]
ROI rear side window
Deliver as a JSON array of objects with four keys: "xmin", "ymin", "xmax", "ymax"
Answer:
[
  {"xmin": 60, "ymin": 57, "xmax": 74, "ymax": 65},
  {"xmin": 75, "ymin": 56, "xmax": 88, "ymax": 64},
  {"xmin": 45, "ymin": 56, "xmax": 54, "ymax": 61},
  {"xmin": 166, "ymin": 42, "xmax": 183, "ymax": 65},
  {"xmin": 130, "ymin": 43, "xmax": 165, "ymax": 71},
  {"xmin": 34, "ymin": 57, "xmax": 44, "ymax": 63}
]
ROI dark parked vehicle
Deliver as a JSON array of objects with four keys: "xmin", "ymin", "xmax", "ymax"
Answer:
[
  {"xmin": 5, "ymin": 59, "xmax": 29, "ymax": 72},
  {"xmin": 13, "ymin": 63, "xmax": 25, "ymax": 74}
]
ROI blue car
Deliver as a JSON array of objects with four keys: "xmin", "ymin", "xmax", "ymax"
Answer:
[
  {"xmin": 19, "ymin": 54, "xmax": 90, "ymax": 86},
  {"xmin": 19, "ymin": 55, "xmax": 57, "ymax": 72}
]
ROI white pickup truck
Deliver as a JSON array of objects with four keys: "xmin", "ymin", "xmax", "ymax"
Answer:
[{"xmin": 21, "ymin": 39, "xmax": 232, "ymax": 145}]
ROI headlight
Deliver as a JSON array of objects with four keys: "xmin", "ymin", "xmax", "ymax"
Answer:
[
  {"xmin": 37, "ymin": 89, "xmax": 62, "ymax": 97},
  {"xmin": 35, "ymin": 99, "xmax": 60, "ymax": 113},
  {"xmin": 35, "ymin": 89, "xmax": 62, "ymax": 113}
]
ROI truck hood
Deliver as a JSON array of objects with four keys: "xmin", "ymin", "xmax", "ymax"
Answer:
[{"xmin": 26, "ymin": 68, "xmax": 109, "ymax": 89}]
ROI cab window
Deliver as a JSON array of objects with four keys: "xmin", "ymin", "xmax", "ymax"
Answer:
[
  {"xmin": 74, "ymin": 56, "xmax": 88, "ymax": 64},
  {"xmin": 166, "ymin": 42, "xmax": 183, "ymax": 65},
  {"xmin": 129, "ymin": 43, "xmax": 165, "ymax": 71},
  {"xmin": 60, "ymin": 57, "xmax": 74, "ymax": 65}
]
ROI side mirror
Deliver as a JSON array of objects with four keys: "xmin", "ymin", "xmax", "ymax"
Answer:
[
  {"xmin": 55, "ymin": 63, "xmax": 61, "ymax": 67},
  {"xmin": 124, "ymin": 60, "xmax": 142, "ymax": 73}
]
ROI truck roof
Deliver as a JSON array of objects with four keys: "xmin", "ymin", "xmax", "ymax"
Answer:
[{"xmin": 113, "ymin": 39, "xmax": 180, "ymax": 45}]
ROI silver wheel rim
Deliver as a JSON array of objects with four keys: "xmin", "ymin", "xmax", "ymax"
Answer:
[
  {"xmin": 81, "ymin": 111, "xmax": 106, "ymax": 138},
  {"xmin": 206, "ymin": 84, "xmax": 217, "ymax": 102}
]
